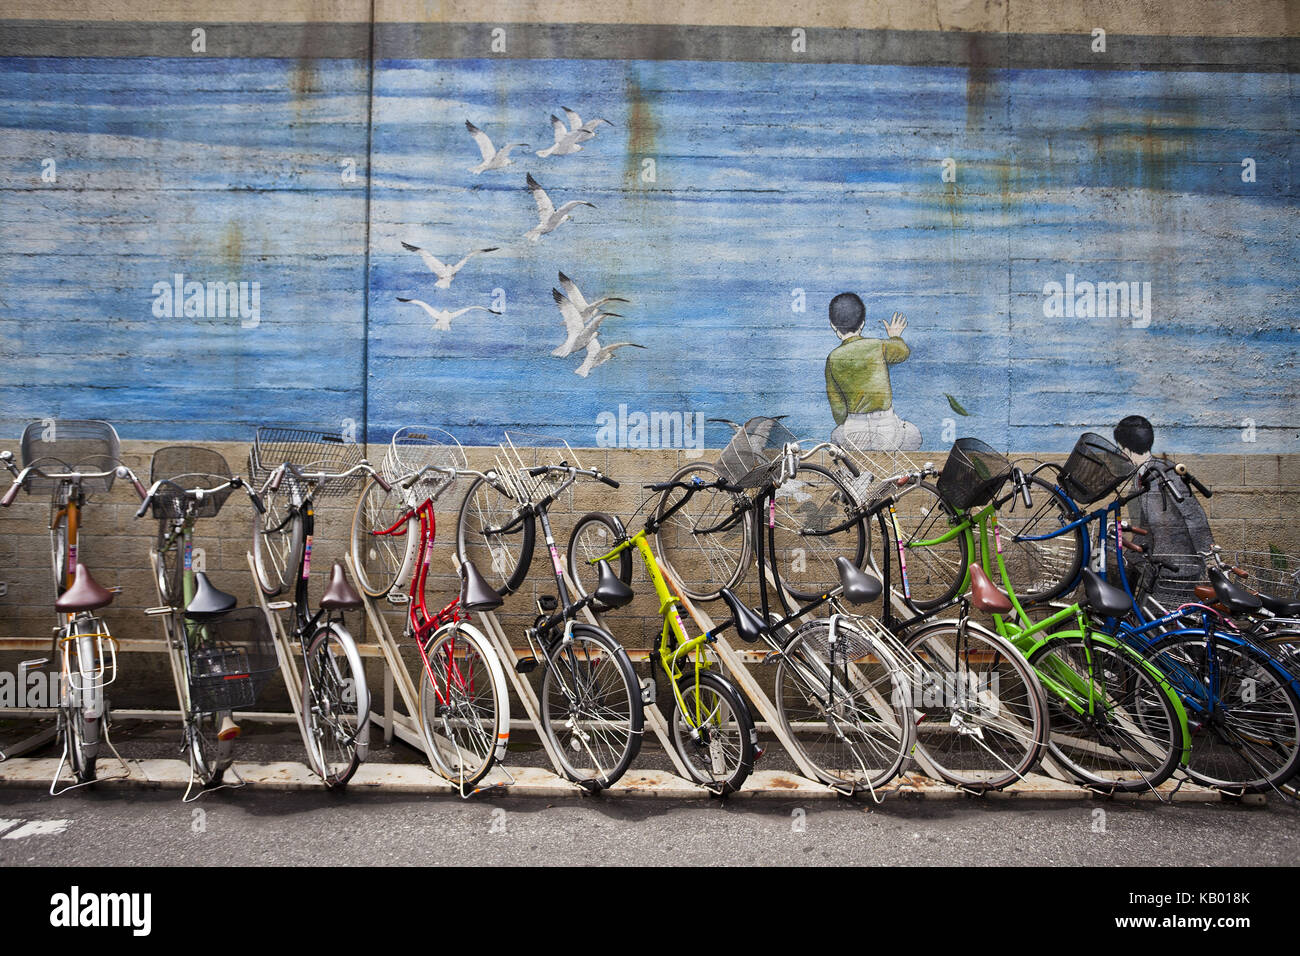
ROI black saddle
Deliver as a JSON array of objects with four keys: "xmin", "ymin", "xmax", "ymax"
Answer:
[
  {"xmin": 1209, "ymin": 567, "xmax": 1263, "ymax": 616},
  {"xmin": 1080, "ymin": 568, "xmax": 1131, "ymax": 617},
  {"xmin": 185, "ymin": 571, "xmax": 238, "ymax": 619},
  {"xmin": 1258, "ymin": 592, "xmax": 1300, "ymax": 618},
  {"xmin": 320, "ymin": 562, "xmax": 363, "ymax": 610},
  {"xmin": 836, "ymin": 556, "xmax": 882, "ymax": 605},
  {"xmin": 718, "ymin": 588, "xmax": 768, "ymax": 644},
  {"xmin": 459, "ymin": 559, "xmax": 503, "ymax": 613},
  {"xmin": 592, "ymin": 559, "xmax": 634, "ymax": 609}
]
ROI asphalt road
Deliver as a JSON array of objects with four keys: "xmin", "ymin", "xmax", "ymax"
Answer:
[{"xmin": 0, "ymin": 786, "xmax": 1296, "ymax": 867}]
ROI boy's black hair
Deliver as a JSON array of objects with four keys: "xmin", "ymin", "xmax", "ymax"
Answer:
[
  {"xmin": 829, "ymin": 292, "xmax": 866, "ymax": 335},
  {"xmin": 1114, "ymin": 414, "xmax": 1155, "ymax": 455}
]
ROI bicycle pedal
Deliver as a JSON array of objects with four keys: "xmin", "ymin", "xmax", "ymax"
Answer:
[
  {"xmin": 385, "ymin": 593, "xmax": 410, "ymax": 606},
  {"xmin": 516, "ymin": 658, "xmax": 538, "ymax": 674}
]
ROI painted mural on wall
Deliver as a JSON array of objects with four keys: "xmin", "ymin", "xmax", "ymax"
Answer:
[{"xmin": 0, "ymin": 49, "xmax": 1295, "ymax": 453}]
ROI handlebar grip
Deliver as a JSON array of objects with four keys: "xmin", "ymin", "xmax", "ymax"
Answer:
[
  {"xmin": 248, "ymin": 490, "xmax": 267, "ymax": 515},
  {"xmin": 134, "ymin": 498, "xmax": 152, "ymax": 519},
  {"xmin": 1121, "ymin": 539, "xmax": 1145, "ymax": 553},
  {"xmin": 270, "ymin": 467, "xmax": 285, "ymax": 492},
  {"xmin": 1127, "ymin": 524, "xmax": 1149, "ymax": 536},
  {"xmin": 1174, "ymin": 463, "xmax": 1212, "ymax": 499},
  {"xmin": 133, "ymin": 478, "xmax": 148, "ymax": 501},
  {"xmin": 1, "ymin": 482, "xmax": 20, "ymax": 507},
  {"xmin": 374, "ymin": 473, "xmax": 393, "ymax": 493},
  {"xmin": 599, "ymin": 474, "xmax": 619, "ymax": 489}
]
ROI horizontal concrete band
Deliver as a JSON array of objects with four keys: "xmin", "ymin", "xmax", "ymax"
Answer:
[{"xmin": 0, "ymin": 21, "xmax": 1294, "ymax": 71}]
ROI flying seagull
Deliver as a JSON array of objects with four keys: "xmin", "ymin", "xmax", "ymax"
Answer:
[
  {"xmin": 465, "ymin": 120, "xmax": 529, "ymax": 174},
  {"xmin": 557, "ymin": 271, "xmax": 629, "ymax": 320},
  {"xmin": 550, "ymin": 288, "xmax": 622, "ymax": 357},
  {"xmin": 575, "ymin": 339, "xmax": 645, "ymax": 377},
  {"xmin": 561, "ymin": 106, "xmax": 614, "ymax": 142},
  {"xmin": 536, "ymin": 108, "xmax": 615, "ymax": 158},
  {"xmin": 525, "ymin": 174, "xmax": 594, "ymax": 241},
  {"xmin": 400, "ymin": 242, "xmax": 498, "ymax": 289},
  {"xmin": 396, "ymin": 298, "xmax": 502, "ymax": 332}
]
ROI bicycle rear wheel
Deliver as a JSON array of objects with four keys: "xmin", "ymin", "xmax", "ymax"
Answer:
[
  {"xmin": 668, "ymin": 669, "xmax": 756, "ymax": 795},
  {"xmin": 890, "ymin": 481, "xmax": 969, "ymax": 613},
  {"xmin": 540, "ymin": 625, "xmax": 643, "ymax": 789},
  {"xmin": 652, "ymin": 462, "xmax": 749, "ymax": 602},
  {"xmin": 904, "ymin": 622, "xmax": 1048, "ymax": 790},
  {"xmin": 1150, "ymin": 634, "xmax": 1300, "ymax": 792},
  {"xmin": 996, "ymin": 475, "xmax": 1084, "ymax": 605},
  {"xmin": 566, "ymin": 512, "xmax": 634, "ymax": 610},
  {"xmin": 1029, "ymin": 634, "xmax": 1182, "ymax": 791},
  {"xmin": 775, "ymin": 618, "xmax": 914, "ymax": 792},
  {"xmin": 455, "ymin": 475, "xmax": 534, "ymax": 595},
  {"xmin": 418, "ymin": 622, "xmax": 509, "ymax": 789},
  {"xmin": 767, "ymin": 463, "xmax": 866, "ymax": 603},
  {"xmin": 302, "ymin": 623, "xmax": 369, "ymax": 787},
  {"xmin": 350, "ymin": 477, "xmax": 416, "ymax": 598}
]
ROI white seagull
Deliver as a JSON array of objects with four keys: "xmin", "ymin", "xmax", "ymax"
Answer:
[
  {"xmin": 551, "ymin": 288, "xmax": 622, "ymax": 357},
  {"xmin": 465, "ymin": 120, "xmax": 529, "ymax": 174},
  {"xmin": 557, "ymin": 271, "xmax": 629, "ymax": 320},
  {"xmin": 395, "ymin": 298, "xmax": 502, "ymax": 332},
  {"xmin": 536, "ymin": 107, "xmax": 615, "ymax": 158},
  {"xmin": 575, "ymin": 339, "xmax": 645, "ymax": 377},
  {"xmin": 400, "ymin": 242, "xmax": 498, "ymax": 289},
  {"xmin": 524, "ymin": 174, "xmax": 595, "ymax": 241},
  {"xmin": 561, "ymin": 106, "xmax": 614, "ymax": 142}
]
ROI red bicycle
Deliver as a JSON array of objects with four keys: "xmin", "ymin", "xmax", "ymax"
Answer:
[{"xmin": 348, "ymin": 429, "xmax": 510, "ymax": 791}]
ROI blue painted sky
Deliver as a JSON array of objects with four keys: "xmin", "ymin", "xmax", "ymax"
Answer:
[{"xmin": 0, "ymin": 55, "xmax": 1294, "ymax": 452}]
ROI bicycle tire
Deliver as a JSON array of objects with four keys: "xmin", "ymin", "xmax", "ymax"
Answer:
[
  {"xmin": 155, "ymin": 521, "xmax": 182, "ymax": 606},
  {"xmin": 1028, "ymin": 634, "xmax": 1182, "ymax": 791},
  {"xmin": 539, "ymin": 624, "xmax": 643, "ymax": 789},
  {"xmin": 996, "ymin": 475, "xmax": 1085, "ymax": 605},
  {"xmin": 566, "ymin": 512, "xmax": 634, "ymax": 610},
  {"xmin": 455, "ymin": 475, "xmax": 534, "ymax": 596},
  {"xmin": 767, "ymin": 462, "xmax": 867, "ymax": 603},
  {"xmin": 903, "ymin": 621, "xmax": 1048, "ymax": 790},
  {"xmin": 652, "ymin": 461, "xmax": 750, "ymax": 602},
  {"xmin": 418, "ymin": 621, "xmax": 510, "ymax": 789},
  {"xmin": 1149, "ymin": 633, "xmax": 1300, "ymax": 792},
  {"xmin": 189, "ymin": 709, "xmax": 227, "ymax": 787},
  {"xmin": 775, "ymin": 617, "xmax": 914, "ymax": 792},
  {"xmin": 65, "ymin": 704, "xmax": 97, "ymax": 784},
  {"xmin": 350, "ymin": 477, "xmax": 417, "ymax": 598},
  {"xmin": 668, "ymin": 669, "xmax": 756, "ymax": 795},
  {"xmin": 253, "ymin": 488, "xmax": 303, "ymax": 597},
  {"xmin": 890, "ymin": 481, "xmax": 970, "ymax": 614},
  {"xmin": 302, "ymin": 622, "xmax": 370, "ymax": 787},
  {"xmin": 50, "ymin": 505, "xmax": 68, "ymax": 595}
]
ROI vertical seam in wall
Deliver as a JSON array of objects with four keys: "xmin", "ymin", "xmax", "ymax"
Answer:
[{"xmin": 361, "ymin": 0, "xmax": 377, "ymax": 451}]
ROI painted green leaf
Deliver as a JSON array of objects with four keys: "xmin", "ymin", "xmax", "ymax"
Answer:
[
  {"xmin": 945, "ymin": 393, "xmax": 970, "ymax": 416},
  {"xmin": 1270, "ymin": 543, "xmax": 1287, "ymax": 572}
]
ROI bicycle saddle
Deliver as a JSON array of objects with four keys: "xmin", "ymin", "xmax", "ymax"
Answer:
[
  {"xmin": 835, "ymin": 556, "xmax": 882, "ymax": 605},
  {"xmin": 184, "ymin": 571, "xmax": 238, "ymax": 619},
  {"xmin": 967, "ymin": 563, "xmax": 1013, "ymax": 615},
  {"xmin": 459, "ymin": 559, "xmax": 503, "ymax": 613},
  {"xmin": 320, "ymin": 562, "xmax": 363, "ymax": 610},
  {"xmin": 718, "ymin": 588, "xmax": 767, "ymax": 644},
  {"xmin": 1258, "ymin": 592, "xmax": 1300, "ymax": 618},
  {"xmin": 1080, "ymin": 568, "xmax": 1132, "ymax": 617},
  {"xmin": 593, "ymin": 559, "xmax": 634, "ymax": 609},
  {"xmin": 55, "ymin": 564, "xmax": 114, "ymax": 613},
  {"xmin": 1208, "ymin": 567, "xmax": 1263, "ymax": 615}
]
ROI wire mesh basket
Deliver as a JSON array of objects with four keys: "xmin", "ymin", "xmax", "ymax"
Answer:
[
  {"xmin": 187, "ymin": 607, "xmax": 278, "ymax": 713},
  {"xmin": 1058, "ymin": 432, "xmax": 1135, "ymax": 504},
  {"xmin": 935, "ymin": 438, "xmax": 1011, "ymax": 511},
  {"xmin": 381, "ymin": 426, "xmax": 467, "ymax": 498},
  {"xmin": 835, "ymin": 437, "xmax": 928, "ymax": 507},
  {"xmin": 19, "ymin": 419, "xmax": 120, "ymax": 494},
  {"xmin": 149, "ymin": 445, "xmax": 234, "ymax": 519},
  {"xmin": 716, "ymin": 417, "xmax": 799, "ymax": 488},
  {"xmin": 248, "ymin": 426, "xmax": 364, "ymax": 499},
  {"xmin": 1228, "ymin": 549, "xmax": 1300, "ymax": 603}
]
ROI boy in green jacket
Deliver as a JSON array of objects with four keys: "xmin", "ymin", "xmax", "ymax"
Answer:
[{"xmin": 825, "ymin": 292, "xmax": 921, "ymax": 450}]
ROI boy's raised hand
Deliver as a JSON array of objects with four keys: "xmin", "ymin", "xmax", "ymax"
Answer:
[{"xmin": 883, "ymin": 312, "xmax": 907, "ymax": 337}]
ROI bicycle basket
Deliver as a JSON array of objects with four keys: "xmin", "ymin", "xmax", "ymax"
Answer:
[
  {"xmin": 1230, "ymin": 549, "xmax": 1300, "ymax": 603},
  {"xmin": 935, "ymin": 438, "xmax": 1011, "ymax": 511},
  {"xmin": 188, "ymin": 607, "xmax": 278, "ymax": 713},
  {"xmin": 19, "ymin": 419, "xmax": 120, "ymax": 494},
  {"xmin": 149, "ymin": 445, "xmax": 234, "ymax": 519},
  {"xmin": 382, "ymin": 426, "xmax": 467, "ymax": 497},
  {"xmin": 1058, "ymin": 432, "xmax": 1135, "ymax": 504},
  {"xmin": 836, "ymin": 438, "xmax": 927, "ymax": 507},
  {"xmin": 248, "ymin": 426, "xmax": 364, "ymax": 499},
  {"xmin": 716, "ymin": 417, "xmax": 799, "ymax": 488}
]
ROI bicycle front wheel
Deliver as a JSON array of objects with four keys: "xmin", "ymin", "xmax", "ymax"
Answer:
[
  {"xmin": 253, "ymin": 489, "xmax": 303, "ymax": 597},
  {"xmin": 652, "ymin": 461, "xmax": 750, "ymax": 602},
  {"xmin": 767, "ymin": 463, "xmax": 867, "ymax": 603},
  {"xmin": 891, "ymin": 481, "xmax": 969, "ymax": 613},
  {"xmin": 302, "ymin": 623, "xmax": 370, "ymax": 787},
  {"xmin": 455, "ymin": 475, "xmax": 534, "ymax": 595},
  {"xmin": 669, "ymin": 669, "xmax": 756, "ymax": 795},
  {"xmin": 1029, "ymin": 635, "xmax": 1182, "ymax": 791},
  {"xmin": 418, "ymin": 622, "xmax": 510, "ymax": 789},
  {"xmin": 904, "ymin": 622, "xmax": 1048, "ymax": 790},
  {"xmin": 540, "ymin": 625, "xmax": 643, "ymax": 789},
  {"xmin": 775, "ymin": 618, "xmax": 914, "ymax": 792},
  {"xmin": 996, "ymin": 475, "xmax": 1084, "ymax": 605},
  {"xmin": 350, "ymin": 477, "xmax": 416, "ymax": 598},
  {"xmin": 1151, "ymin": 634, "xmax": 1300, "ymax": 792}
]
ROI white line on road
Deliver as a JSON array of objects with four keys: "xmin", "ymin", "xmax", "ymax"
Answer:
[{"xmin": 2, "ymin": 819, "xmax": 70, "ymax": 839}]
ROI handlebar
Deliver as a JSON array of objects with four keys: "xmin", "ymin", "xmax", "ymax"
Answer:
[
  {"xmin": 1174, "ymin": 462, "xmax": 1212, "ymax": 499},
  {"xmin": 134, "ymin": 474, "xmax": 266, "ymax": 519},
  {"xmin": 1, "ymin": 461, "xmax": 142, "ymax": 508},
  {"xmin": 266, "ymin": 459, "xmax": 384, "ymax": 496}
]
